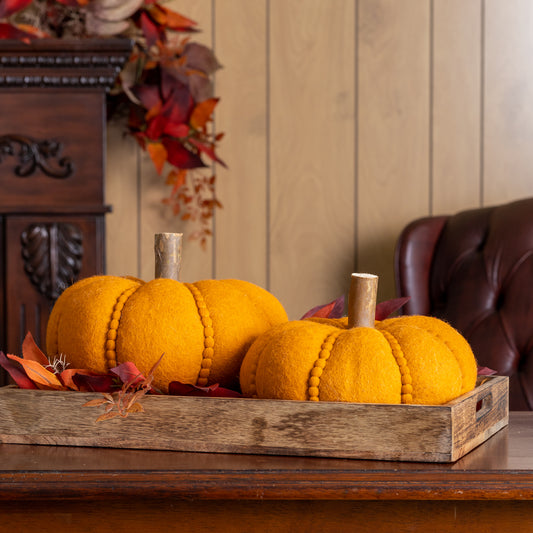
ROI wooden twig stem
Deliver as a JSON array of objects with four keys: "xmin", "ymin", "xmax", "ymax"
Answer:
[
  {"xmin": 347, "ymin": 273, "xmax": 378, "ymax": 328},
  {"xmin": 154, "ymin": 233, "xmax": 183, "ymax": 280}
]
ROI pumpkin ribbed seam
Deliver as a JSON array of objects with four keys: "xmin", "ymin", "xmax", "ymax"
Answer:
[
  {"xmin": 184, "ymin": 283, "xmax": 214, "ymax": 387},
  {"xmin": 416, "ymin": 324, "xmax": 465, "ymax": 388},
  {"xmin": 247, "ymin": 348, "xmax": 262, "ymax": 399},
  {"xmin": 380, "ymin": 330, "xmax": 413, "ymax": 404},
  {"xmin": 307, "ymin": 330, "xmax": 343, "ymax": 401},
  {"xmin": 104, "ymin": 285, "xmax": 140, "ymax": 371}
]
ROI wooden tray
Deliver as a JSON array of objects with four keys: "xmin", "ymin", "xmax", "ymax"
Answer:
[{"xmin": 0, "ymin": 375, "xmax": 508, "ymax": 462}]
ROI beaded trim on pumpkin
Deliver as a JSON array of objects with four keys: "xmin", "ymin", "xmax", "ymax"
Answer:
[
  {"xmin": 184, "ymin": 283, "xmax": 214, "ymax": 387},
  {"xmin": 380, "ymin": 329, "xmax": 413, "ymax": 404},
  {"xmin": 307, "ymin": 330, "xmax": 343, "ymax": 401},
  {"xmin": 104, "ymin": 285, "xmax": 139, "ymax": 370}
]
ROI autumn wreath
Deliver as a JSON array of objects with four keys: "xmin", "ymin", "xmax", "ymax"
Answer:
[{"xmin": 0, "ymin": 0, "xmax": 225, "ymax": 246}]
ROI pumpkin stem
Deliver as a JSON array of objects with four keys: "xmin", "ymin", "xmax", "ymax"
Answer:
[
  {"xmin": 347, "ymin": 273, "xmax": 378, "ymax": 328},
  {"xmin": 154, "ymin": 233, "xmax": 183, "ymax": 280}
]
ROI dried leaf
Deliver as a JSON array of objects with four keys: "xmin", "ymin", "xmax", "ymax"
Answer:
[
  {"xmin": 6, "ymin": 354, "xmax": 65, "ymax": 390},
  {"xmin": 188, "ymin": 138, "xmax": 227, "ymax": 168},
  {"xmin": 83, "ymin": 398, "xmax": 109, "ymax": 407},
  {"xmin": 127, "ymin": 402, "xmax": 145, "ymax": 414},
  {"xmin": 0, "ymin": 351, "xmax": 37, "ymax": 389},
  {"xmin": 110, "ymin": 361, "xmax": 146, "ymax": 387},
  {"xmin": 147, "ymin": 4, "xmax": 197, "ymax": 32},
  {"xmin": 375, "ymin": 297, "xmax": 411, "ymax": 321},
  {"xmin": 163, "ymin": 122, "xmax": 189, "ymax": 138},
  {"xmin": 145, "ymin": 115, "xmax": 167, "ymax": 140},
  {"xmin": 96, "ymin": 411, "xmax": 120, "ymax": 423},
  {"xmin": 22, "ymin": 332, "xmax": 50, "ymax": 366},
  {"xmin": 477, "ymin": 366, "xmax": 497, "ymax": 376},
  {"xmin": 162, "ymin": 137, "xmax": 205, "ymax": 169},
  {"xmin": 168, "ymin": 381, "xmax": 242, "ymax": 398},
  {"xmin": 71, "ymin": 372, "xmax": 117, "ymax": 392},
  {"xmin": 183, "ymin": 42, "xmax": 221, "ymax": 75},
  {"xmin": 140, "ymin": 11, "xmax": 162, "ymax": 47},
  {"xmin": 189, "ymin": 98, "xmax": 218, "ymax": 130},
  {"xmin": 301, "ymin": 295, "xmax": 345, "ymax": 320},
  {"xmin": 147, "ymin": 142, "xmax": 167, "ymax": 174},
  {"xmin": 0, "ymin": 0, "xmax": 33, "ymax": 18}
]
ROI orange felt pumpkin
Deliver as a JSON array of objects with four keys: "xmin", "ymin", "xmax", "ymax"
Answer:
[
  {"xmin": 240, "ymin": 274, "xmax": 478, "ymax": 405},
  {"xmin": 46, "ymin": 275, "xmax": 288, "ymax": 392}
]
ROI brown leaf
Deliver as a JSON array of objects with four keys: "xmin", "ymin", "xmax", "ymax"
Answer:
[
  {"xmin": 83, "ymin": 398, "xmax": 109, "ymax": 407},
  {"xmin": 96, "ymin": 411, "xmax": 120, "ymax": 423},
  {"xmin": 127, "ymin": 402, "xmax": 145, "ymax": 414}
]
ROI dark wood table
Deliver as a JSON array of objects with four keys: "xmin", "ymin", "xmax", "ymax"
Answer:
[{"xmin": 1, "ymin": 412, "xmax": 532, "ymax": 532}]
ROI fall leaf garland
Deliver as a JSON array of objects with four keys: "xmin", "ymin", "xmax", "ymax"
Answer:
[{"xmin": 0, "ymin": 0, "xmax": 225, "ymax": 247}]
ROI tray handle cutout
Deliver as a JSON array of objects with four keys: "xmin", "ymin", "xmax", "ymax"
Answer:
[{"xmin": 475, "ymin": 390, "xmax": 493, "ymax": 421}]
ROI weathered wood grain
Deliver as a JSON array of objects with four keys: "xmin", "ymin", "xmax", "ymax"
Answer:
[{"xmin": 0, "ymin": 376, "xmax": 508, "ymax": 462}]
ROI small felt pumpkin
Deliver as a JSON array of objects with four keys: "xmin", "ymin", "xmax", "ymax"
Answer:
[
  {"xmin": 46, "ymin": 275, "xmax": 288, "ymax": 392},
  {"xmin": 240, "ymin": 274, "xmax": 478, "ymax": 405}
]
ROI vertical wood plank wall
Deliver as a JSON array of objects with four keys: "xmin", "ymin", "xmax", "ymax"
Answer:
[{"xmin": 105, "ymin": 0, "xmax": 533, "ymax": 319}]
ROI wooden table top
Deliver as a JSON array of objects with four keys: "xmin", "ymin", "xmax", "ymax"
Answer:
[{"xmin": 0, "ymin": 411, "xmax": 532, "ymax": 502}]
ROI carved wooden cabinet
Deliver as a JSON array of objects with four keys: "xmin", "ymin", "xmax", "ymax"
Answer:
[{"xmin": 0, "ymin": 39, "xmax": 131, "ymax": 383}]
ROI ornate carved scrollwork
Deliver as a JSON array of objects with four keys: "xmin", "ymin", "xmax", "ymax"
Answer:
[
  {"xmin": 21, "ymin": 223, "xmax": 83, "ymax": 301},
  {"xmin": 0, "ymin": 134, "xmax": 74, "ymax": 178}
]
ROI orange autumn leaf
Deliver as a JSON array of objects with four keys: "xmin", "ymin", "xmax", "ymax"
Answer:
[
  {"xmin": 22, "ymin": 331, "xmax": 50, "ymax": 366},
  {"xmin": 148, "ymin": 5, "xmax": 197, "ymax": 31},
  {"xmin": 6, "ymin": 354, "xmax": 65, "ymax": 390},
  {"xmin": 147, "ymin": 142, "xmax": 167, "ymax": 174},
  {"xmin": 190, "ymin": 98, "xmax": 219, "ymax": 130},
  {"xmin": 166, "ymin": 169, "xmax": 187, "ymax": 193}
]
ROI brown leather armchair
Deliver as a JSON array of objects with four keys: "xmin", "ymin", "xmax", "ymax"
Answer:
[{"xmin": 394, "ymin": 197, "xmax": 533, "ymax": 410}]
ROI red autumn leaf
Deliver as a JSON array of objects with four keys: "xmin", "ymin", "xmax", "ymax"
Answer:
[
  {"xmin": 0, "ymin": 351, "xmax": 37, "ymax": 389},
  {"xmin": 0, "ymin": 0, "xmax": 33, "ymax": 18},
  {"xmin": 161, "ymin": 83, "xmax": 194, "ymax": 124},
  {"xmin": 168, "ymin": 381, "xmax": 242, "ymax": 398},
  {"xmin": 72, "ymin": 372, "xmax": 117, "ymax": 393},
  {"xmin": 190, "ymin": 98, "xmax": 218, "ymax": 129},
  {"xmin": 163, "ymin": 122, "xmax": 189, "ymax": 138},
  {"xmin": 477, "ymin": 366, "xmax": 498, "ymax": 376},
  {"xmin": 110, "ymin": 361, "xmax": 146, "ymax": 388},
  {"xmin": 140, "ymin": 11, "xmax": 163, "ymax": 47},
  {"xmin": 0, "ymin": 22, "xmax": 36, "ymax": 41},
  {"xmin": 188, "ymin": 138, "xmax": 227, "ymax": 168},
  {"xmin": 145, "ymin": 115, "xmax": 168, "ymax": 140},
  {"xmin": 147, "ymin": 142, "xmax": 167, "ymax": 174},
  {"xmin": 59, "ymin": 368, "xmax": 113, "ymax": 391},
  {"xmin": 301, "ymin": 295, "xmax": 345, "ymax": 319},
  {"xmin": 375, "ymin": 297, "xmax": 411, "ymax": 321},
  {"xmin": 162, "ymin": 137, "xmax": 205, "ymax": 169},
  {"xmin": 6, "ymin": 354, "xmax": 65, "ymax": 390},
  {"xmin": 134, "ymin": 85, "xmax": 162, "ymax": 113},
  {"xmin": 22, "ymin": 331, "xmax": 50, "ymax": 366}
]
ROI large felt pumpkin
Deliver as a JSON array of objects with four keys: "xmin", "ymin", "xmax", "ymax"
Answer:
[
  {"xmin": 240, "ymin": 274, "xmax": 478, "ymax": 405},
  {"xmin": 46, "ymin": 275, "xmax": 288, "ymax": 392}
]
